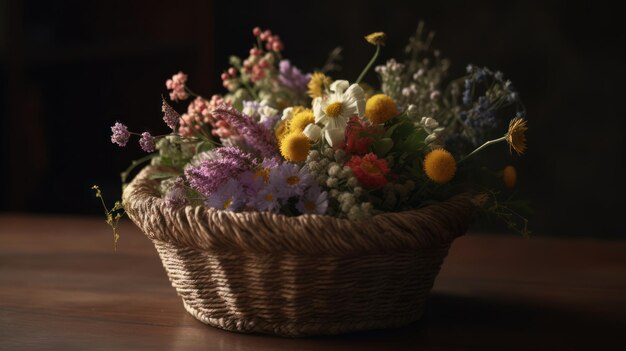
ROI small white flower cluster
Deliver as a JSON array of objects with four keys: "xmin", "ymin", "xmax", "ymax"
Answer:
[
  {"xmin": 375, "ymin": 59, "xmax": 406, "ymax": 105},
  {"xmin": 306, "ymin": 147, "xmax": 373, "ymax": 220},
  {"xmin": 406, "ymin": 106, "xmax": 445, "ymax": 149}
]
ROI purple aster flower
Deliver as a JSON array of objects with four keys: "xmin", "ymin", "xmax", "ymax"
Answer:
[
  {"xmin": 205, "ymin": 178, "xmax": 246, "ymax": 211},
  {"xmin": 162, "ymin": 97, "xmax": 180, "ymax": 130},
  {"xmin": 238, "ymin": 157, "xmax": 281, "ymax": 197},
  {"xmin": 269, "ymin": 162, "xmax": 313, "ymax": 198},
  {"xmin": 184, "ymin": 147, "xmax": 257, "ymax": 197},
  {"xmin": 139, "ymin": 132, "xmax": 156, "ymax": 153},
  {"xmin": 110, "ymin": 122, "xmax": 130, "ymax": 147},
  {"xmin": 254, "ymin": 184, "xmax": 281, "ymax": 212},
  {"xmin": 211, "ymin": 104, "xmax": 279, "ymax": 158},
  {"xmin": 278, "ymin": 60, "xmax": 311, "ymax": 94},
  {"xmin": 296, "ymin": 185, "xmax": 328, "ymax": 215}
]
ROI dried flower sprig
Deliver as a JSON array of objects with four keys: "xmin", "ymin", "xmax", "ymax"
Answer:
[{"xmin": 91, "ymin": 185, "xmax": 125, "ymax": 249}]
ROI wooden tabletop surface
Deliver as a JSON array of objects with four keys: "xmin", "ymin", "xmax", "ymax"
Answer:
[{"xmin": 1, "ymin": 214, "xmax": 624, "ymax": 350}]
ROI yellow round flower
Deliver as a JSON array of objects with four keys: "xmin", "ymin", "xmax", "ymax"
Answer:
[
  {"xmin": 365, "ymin": 32, "xmax": 387, "ymax": 46},
  {"xmin": 274, "ymin": 120, "xmax": 289, "ymax": 143},
  {"xmin": 365, "ymin": 94, "xmax": 398, "ymax": 124},
  {"xmin": 288, "ymin": 109, "xmax": 315, "ymax": 133},
  {"xmin": 307, "ymin": 72, "xmax": 332, "ymax": 98},
  {"xmin": 503, "ymin": 165, "xmax": 517, "ymax": 188},
  {"xmin": 423, "ymin": 149, "xmax": 457, "ymax": 183},
  {"xmin": 280, "ymin": 132, "xmax": 310, "ymax": 162}
]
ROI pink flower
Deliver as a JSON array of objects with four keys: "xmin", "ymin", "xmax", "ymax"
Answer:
[
  {"xmin": 177, "ymin": 95, "xmax": 236, "ymax": 138},
  {"xmin": 165, "ymin": 71, "xmax": 189, "ymax": 101}
]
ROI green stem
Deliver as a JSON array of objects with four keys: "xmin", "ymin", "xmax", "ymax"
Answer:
[
  {"xmin": 459, "ymin": 135, "xmax": 507, "ymax": 163},
  {"xmin": 356, "ymin": 44, "xmax": 381, "ymax": 84},
  {"xmin": 120, "ymin": 153, "xmax": 156, "ymax": 184},
  {"xmin": 184, "ymin": 86, "xmax": 203, "ymax": 98},
  {"xmin": 240, "ymin": 78, "xmax": 259, "ymax": 100}
]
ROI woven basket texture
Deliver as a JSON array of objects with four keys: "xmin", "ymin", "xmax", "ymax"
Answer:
[{"xmin": 123, "ymin": 166, "xmax": 480, "ymax": 337}]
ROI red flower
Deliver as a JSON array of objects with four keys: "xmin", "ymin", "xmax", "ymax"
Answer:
[
  {"xmin": 344, "ymin": 116, "xmax": 383, "ymax": 155},
  {"xmin": 346, "ymin": 153, "xmax": 390, "ymax": 188}
]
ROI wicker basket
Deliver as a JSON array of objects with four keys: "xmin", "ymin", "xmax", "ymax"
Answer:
[{"xmin": 122, "ymin": 166, "xmax": 481, "ymax": 337}]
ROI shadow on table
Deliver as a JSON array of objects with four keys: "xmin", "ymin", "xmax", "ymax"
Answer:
[{"xmin": 171, "ymin": 293, "xmax": 625, "ymax": 350}]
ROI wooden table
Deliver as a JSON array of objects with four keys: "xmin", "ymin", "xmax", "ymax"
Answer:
[{"xmin": 1, "ymin": 214, "xmax": 624, "ymax": 350}]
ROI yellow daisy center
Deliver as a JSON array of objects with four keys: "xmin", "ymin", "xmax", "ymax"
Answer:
[
  {"xmin": 264, "ymin": 193, "xmax": 274, "ymax": 201},
  {"xmin": 325, "ymin": 102, "xmax": 343, "ymax": 118},
  {"xmin": 286, "ymin": 175, "xmax": 300, "ymax": 185},
  {"xmin": 254, "ymin": 168, "xmax": 270, "ymax": 183},
  {"xmin": 222, "ymin": 199, "xmax": 232, "ymax": 210}
]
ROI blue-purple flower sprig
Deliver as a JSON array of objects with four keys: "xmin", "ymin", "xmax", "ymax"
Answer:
[
  {"xmin": 211, "ymin": 104, "xmax": 279, "ymax": 159},
  {"xmin": 278, "ymin": 60, "xmax": 311, "ymax": 95},
  {"xmin": 451, "ymin": 65, "xmax": 527, "ymax": 147}
]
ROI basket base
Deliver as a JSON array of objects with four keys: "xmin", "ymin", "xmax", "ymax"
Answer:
[{"xmin": 182, "ymin": 300, "xmax": 425, "ymax": 337}]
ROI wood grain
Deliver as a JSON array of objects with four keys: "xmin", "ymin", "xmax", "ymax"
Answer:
[{"xmin": 1, "ymin": 214, "xmax": 624, "ymax": 350}]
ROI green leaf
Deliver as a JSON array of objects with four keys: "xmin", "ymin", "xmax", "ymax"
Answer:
[{"xmin": 372, "ymin": 138, "xmax": 394, "ymax": 157}]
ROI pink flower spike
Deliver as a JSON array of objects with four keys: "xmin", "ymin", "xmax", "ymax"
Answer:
[
  {"xmin": 252, "ymin": 27, "xmax": 262, "ymax": 36},
  {"xmin": 221, "ymin": 73, "xmax": 230, "ymax": 81},
  {"xmin": 228, "ymin": 67, "xmax": 237, "ymax": 76}
]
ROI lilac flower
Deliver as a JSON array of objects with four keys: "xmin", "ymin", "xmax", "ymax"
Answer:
[
  {"xmin": 278, "ymin": 60, "xmax": 311, "ymax": 93},
  {"xmin": 205, "ymin": 178, "xmax": 245, "ymax": 211},
  {"xmin": 296, "ymin": 185, "xmax": 328, "ymax": 215},
  {"xmin": 185, "ymin": 147, "xmax": 257, "ymax": 197},
  {"xmin": 269, "ymin": 163, "xmax": 314, "ymax": 197},
  {"xmin": 211, "ymin": 104, "xmax": 278, "ymax": 158},
  {"xmin": 162, "ymin": 98, "xmax": 180, "ymax": 130},
  {"xmin": 110, "ymin": 122, "xmax": 130, "ymax": 147},
  {"xmin": 139, "ymin": 132, "xmax": 156, "ymax": 153}
]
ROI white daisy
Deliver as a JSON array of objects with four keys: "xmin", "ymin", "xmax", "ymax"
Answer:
[{"xmin": 313, "ymin": 80, "xmax": 365, "ymax": 147}]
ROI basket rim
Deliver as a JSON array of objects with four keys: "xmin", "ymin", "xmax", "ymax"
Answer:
[{"xmin": 122, "ymin": 165, "xmax": 483, "ymax": 255}]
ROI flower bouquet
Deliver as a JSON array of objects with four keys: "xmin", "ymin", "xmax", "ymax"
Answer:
[{"xmin": 95, "ymin": 24, "xmax": 529, "ymax": 336}]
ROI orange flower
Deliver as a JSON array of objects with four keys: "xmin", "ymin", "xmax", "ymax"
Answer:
[{"xmin": 503, "ymin": 165, "xmax": 517, "ymax": 188}]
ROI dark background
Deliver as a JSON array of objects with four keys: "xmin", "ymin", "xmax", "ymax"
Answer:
[{"xmin": 1, "ymin": 0, "xmax": 623, "ymax": 238}]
